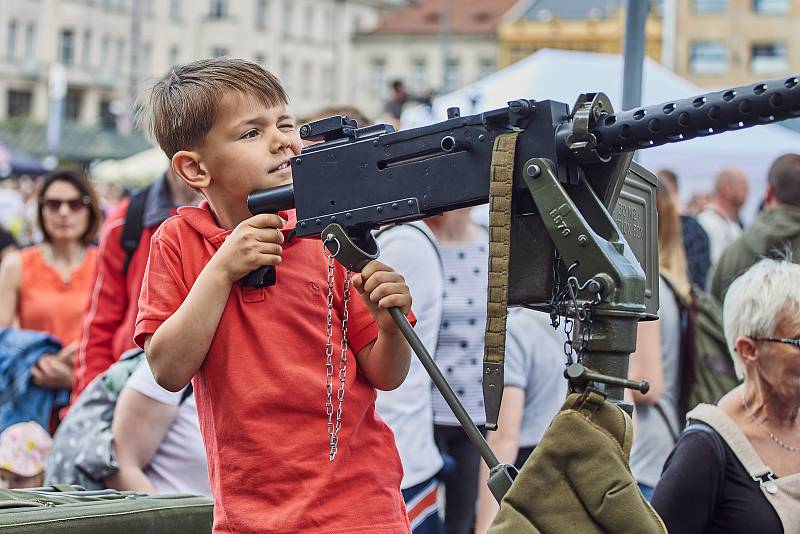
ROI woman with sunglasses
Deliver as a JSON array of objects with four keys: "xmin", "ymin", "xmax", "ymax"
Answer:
[
  {"xmin": 651, "ymin": 258, "xmax": 800, "ymax": 533},
  {"xmin": 0, "ymin": 170, "xmax": 101, "ymax": 390}
]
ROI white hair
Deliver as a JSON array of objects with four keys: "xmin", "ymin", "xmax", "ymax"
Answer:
[{"xmin": 723, "ymin": 258, "xmax": 800, "ymax": 379}]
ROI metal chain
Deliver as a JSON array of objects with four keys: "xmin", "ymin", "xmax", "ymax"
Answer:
[
  {"xmin": 549, "ymin": 251, "xmax": 602, "ymax": 366},
  {"xmin": 323, "ymin": 234, "xmax": 350, "ymax": 462}
]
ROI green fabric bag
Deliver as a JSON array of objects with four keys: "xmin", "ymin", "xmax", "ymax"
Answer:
[
  {"xmin": 488, "ymin": 391, "xmax": 666, "ymax": 534},
  {"xmin": 0, "ymin": 485, "xmax": 213, "ymax": 533}
]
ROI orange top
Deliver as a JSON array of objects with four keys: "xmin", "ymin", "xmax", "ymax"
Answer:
[{"xmin": 18, "ymin": 246, "xmax": 97, "ymax": 346}]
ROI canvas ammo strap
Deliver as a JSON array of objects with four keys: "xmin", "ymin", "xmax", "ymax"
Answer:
[{"xmin": 483, "ymin": 131, "xmax": 519, "ymax": 431}]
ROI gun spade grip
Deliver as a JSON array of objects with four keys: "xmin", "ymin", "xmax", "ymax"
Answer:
[{"xmin": 241, "ymin": 266, "xmax": 276, "ymax": 288}]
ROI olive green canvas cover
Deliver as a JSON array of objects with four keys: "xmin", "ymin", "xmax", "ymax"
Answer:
[{"xmin": 0, "ymin": 485, "xmax": 212, "ymax": 533}]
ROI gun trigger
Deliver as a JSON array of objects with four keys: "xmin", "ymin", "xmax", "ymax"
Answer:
[{"xmin": 483, "ymin": 362, "xmax": 504, "ymax": 431}]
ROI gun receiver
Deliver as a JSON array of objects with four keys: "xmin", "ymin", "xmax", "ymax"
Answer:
[{"xmin": 247, "ymin": 74, "xmax": 799, "ymax": 499}]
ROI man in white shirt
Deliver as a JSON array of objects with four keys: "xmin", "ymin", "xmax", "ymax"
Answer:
[
  {"xmin": 697, "ymin": 168, "xmax": 749, "ymax": 265},
  {"xmin": 375, "ymin": 222, "xmax": 444, "ymax": 534}
]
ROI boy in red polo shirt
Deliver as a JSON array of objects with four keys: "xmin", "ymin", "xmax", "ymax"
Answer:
[{"xmin": 133, "ymin": 58, "xmax": 413, "ymax": 533}]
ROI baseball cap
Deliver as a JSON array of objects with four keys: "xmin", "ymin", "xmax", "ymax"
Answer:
[{"xmin": 0, "ymin": 422, "xmax": 52, "ymax": 477}]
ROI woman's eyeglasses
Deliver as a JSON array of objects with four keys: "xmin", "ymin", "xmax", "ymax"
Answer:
[
  {"xmin": 42, "ymin": 196, "xmax": 90, "ymax": 212},
  {"xmin": 754, "ymin": 336, "xmax": 800, "ymax": 348}
]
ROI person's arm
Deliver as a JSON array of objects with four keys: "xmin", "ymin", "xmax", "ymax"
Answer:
[
  {"xmin": 474, "ymin": 387, "xmax": 525, "ymax": 534},
  {"xmin": 352, "ymin": 260, "xmax": 412, "ymax": 391},
  {"xmin": 627, "ymin": 319, "xmax": 663, "ymax": 404},
  {"xmin": 651, "ymin": 430, "xmax": 724, "ymax": 534},
  {"xmin": 73, "ymin": 217, "xmax": 131, "ymax": 398},
  {"xmin": 145, "ymin": 214, "xmax": 285, "ymax": 392},
  {"xmin": 103, "ymin": 387, "xmax": 178, "ymax": 494},
  {"xmin": 0, "ymin": 250, "xmax": 21, "ymax": 328}
]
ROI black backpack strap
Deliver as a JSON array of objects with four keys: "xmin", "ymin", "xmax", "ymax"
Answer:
[
  {"xmin": 684, "ymin": 421, "xmax": 726, "ymax": 471},
  {"xmin": 179, "ymin": 382, "xmax": 193, "ymax": 405},
  {"xmin": 653, "ymin": 402, "xmax": 680, "ymax": 444},
  {"xmin": 374, "ymin": 223, "xmax": 444, "ymax": 278},
  {"xmin": 120, "ymin": 185, "xmax": 152, "ymax": 275}
]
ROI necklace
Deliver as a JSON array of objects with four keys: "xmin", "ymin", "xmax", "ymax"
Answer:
[{"xmin": 740, "ymin": 389, "xmax": 800, "ymax": 453}]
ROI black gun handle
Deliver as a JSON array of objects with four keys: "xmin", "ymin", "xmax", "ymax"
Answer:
[{"xmin": 241, "ymin": 266, "xmax": 277, "ymax": 288}]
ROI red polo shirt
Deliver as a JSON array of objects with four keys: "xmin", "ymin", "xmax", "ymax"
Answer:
[{"xmin": 134, "ymin": 202, "xmax": 409, "ymax": 534}]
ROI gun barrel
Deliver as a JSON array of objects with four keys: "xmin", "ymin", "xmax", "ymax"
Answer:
[
  {"xmin": 593, "ymin": 74, "xmax": 800, "ymax": 157},
  {"xmin": 248, "ymin": 183, "xmax": 295, "ymax": 214}
]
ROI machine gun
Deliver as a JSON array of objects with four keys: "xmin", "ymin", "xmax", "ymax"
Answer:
[{"xmin": 246, "ymin": 74, "xmax": 800, "ymax": 501}]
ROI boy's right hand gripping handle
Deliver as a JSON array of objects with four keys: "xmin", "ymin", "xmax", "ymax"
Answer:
[{"xmin": 242, "ymin": 185, "xmax": 296, "ymax": 288}]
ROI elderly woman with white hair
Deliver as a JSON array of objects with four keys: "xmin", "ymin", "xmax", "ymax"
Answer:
[{"xmin": 651, "ymin": 258, "xmax": 800, "ymax": 533}]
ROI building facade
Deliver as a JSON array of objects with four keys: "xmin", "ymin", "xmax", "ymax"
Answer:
[
  {"xmin": 351, "ymin": 0, "xmax": 518, "ymax": 121},
  {"xmin": 669, "ymin": 0, "xmax": 800, "ymax": 89},
  {"xmin": 0, "ymin": 0, "xmax": 401, "ymax": 131},
  {"xmin": 497, "ymin": 0, "xmax": 663, "ymax": 70}
]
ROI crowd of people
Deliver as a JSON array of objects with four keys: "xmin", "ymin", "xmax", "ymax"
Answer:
[{"xmin": 0, "ymin": 57, "xmax": 798, "ymax": 534}]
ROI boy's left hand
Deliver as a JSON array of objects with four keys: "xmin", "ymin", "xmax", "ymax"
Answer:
[{"xmin": 351, "ymin": 260, "xmax": 411, "ymax": 332}]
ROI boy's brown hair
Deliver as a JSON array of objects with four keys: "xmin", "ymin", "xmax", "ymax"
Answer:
[{"xmin": 139, "ymin": 57, "xmax": 289, "ymax": 158}]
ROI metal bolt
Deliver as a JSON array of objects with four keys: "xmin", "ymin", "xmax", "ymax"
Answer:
[
  {"xmin": 392, "ymin": 203, "xmax": 398, "ymax": 209},
  {"xmin": 300, "ymin": 125, "xmax": 311, "ymax": 137},
  {"xmin": 345, "ymin": 213, "xmax": 352, "ymax": 219},
  {"xmin": 407, "ymin": 200, "xmax": 414, "ymax": 206},
  {"xmin": 525, "ymin": 164, "xmax": 541, "ymax": 178},
  {"xmin": 373, "ymin": 139, "xmax": 379, "ymax": 146},
  {"xmin": 578, "ymin": 234, "xmax": 588, "ymax": 246},
  {"xmin": 377, "ymin": 206, "xmax": 383, "ymax": 213},
  {"xmin": 315, "ymin": 219, "xmax": 321, "ymax": 225},
  {"xmin": 478, "ymin": 134, "xmax": 486, "ymax": 142},
  {"xmin": 295, "ymin": 158, "xmax": 302, "ymax": 165},
  {"xmin": 300, "ymin": 222, "xmax": 307, "ymax": 228},
  {"xmin": 330, "ymin": 216, "xmax": 336, "ymax": 222}
]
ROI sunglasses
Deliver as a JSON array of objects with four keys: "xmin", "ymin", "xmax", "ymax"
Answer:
[
  {"xmin": 753, "ymin": 336, "xmax": 800, "ymax": 348},
  {"xmin": 42, "ymin": 196, "xmax": 91, "ymax": 212}
]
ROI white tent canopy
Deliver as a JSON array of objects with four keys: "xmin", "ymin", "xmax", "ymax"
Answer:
[
  {"xmin": 91, "ymin": 147, "xmax": 169, "ymax": 185},
  {"xmin": 402, "ymin": 49, "xmax": 800, "ymax": 222}
]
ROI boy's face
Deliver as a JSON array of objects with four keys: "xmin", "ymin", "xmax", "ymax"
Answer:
[{"xmin": 198, "ymin": 93, "xmax": 302, "ymax": 203}]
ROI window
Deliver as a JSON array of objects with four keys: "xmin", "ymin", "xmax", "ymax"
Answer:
[
  {"xmin": 211, "ymin": 46, "xmax": 229, "ymax": 57},
  {"xmin": 142, "ymin": 42, "xmax": 152, "ymax": 75},
  {"xmin": 301, "ymin": 62, "xmax": 313, "ymax": 98},
  {"xmin": 7, "ymin": 21, "xmax": 17, "ymax": 59},
  {"xmin": 210, "ymin": 0, "xmax": 228, "ymax": 19},
  {"xmin": 282, "ymin": 0, "xmax": 293, "ymax": 38},
  {"xmin": 369, "ymin": 58, "xmax": 385, "ymax": 96},
  {"xmin": 99, "ymin": 99, "xmax": 116, "ymax": 129},
  {"xmin": 7, "ymin": 89, "xmax": 32, "ymax": 117},
  {"xmin": 170, "ymin": 0, "xmax": 181, "ymax": 20},
  {"xmin": 444, "ymin": 58, "xmax": 460, "ymax": 90},
  {"xmin": 24, "ymin": 23, "xmax": 35, "ymax": 60},
  {"xmin": 689, "ymin": 41, "xmax": 728, "ymax": 74},
  {"xmin": 281, "ymin": 57, "xmax": 292, "ymax": 87},
  {"xmin": 168, "ymin": 45, "xmax": 180, "ymax": 67},
  {"xmin": 479, "ymin": 58, "xmax": 495, "ymax": 79},
  {"xmin": 751, "ymin": 42, "xmax": 788, "ymax": 74},
  {"xmin": 65, "ymin": 88, "xmax": 83, "ymax": 121},
  {"xmin": 410, "ymin": 59, "xmax": 427, "ymax": 91},
  {"xmin": 82, "ymin": 30, "xmax": 92, "ymax": 66},
  {"xmin": 752, "ymin": 0, "xmax": 790, "ymax": 14},
  {"xmin": 59, "ymin": 29, "xmax": 75, "ymax": 65},
  {"xmin": 305, "ymin": 4, "xmax": 315, "ymax": 37},
  {"xmin": 692, "ymin": 0, "xmax": 728, "ymax": 12},
  {"xmin": 322, "ymin": 64, "xmax": 334, "ymax": 100},
  {"xmin": 114, "ymin": 38, "xmax": 125, "ymax": 74},
  {"xmin": 100, "ymin": 35, "xmax": 110, "ymax": 70},
  {"xmin": 255, "ymin": 0, "xmax": 268, "ymax": 29}
]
